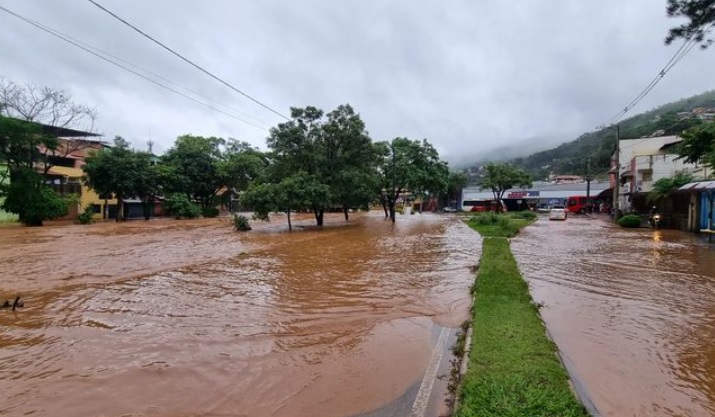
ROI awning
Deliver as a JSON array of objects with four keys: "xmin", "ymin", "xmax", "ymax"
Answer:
[{"xmin": 679, "ymin": 181, "xmax": 715, "ymax": 191}]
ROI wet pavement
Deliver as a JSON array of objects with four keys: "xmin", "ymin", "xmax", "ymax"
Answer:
[
  {"xmin": 0, "ymin": 212, "xmax": 480, "ymax": 417},
  {"xmin": 512, "ymin": 215, "xmax": 715, "ymax": 417}
]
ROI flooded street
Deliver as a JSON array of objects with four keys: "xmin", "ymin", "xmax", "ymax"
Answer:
[
  {"xmin": 512, "ymin": 216, "xmax": 715, "ymax": 417},
  {"xmin": 0, "ymin": 213, "xmax": 480, "ymax": 417}
]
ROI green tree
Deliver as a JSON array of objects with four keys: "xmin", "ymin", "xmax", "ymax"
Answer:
[
  {"xmin": 264, "ymin": 105, "xmax": 376, "ymax": 226},
  {"xmin": 647, "ymin": 172, "xmax": 695, "ymax": 204},
  {"xmin": 666, "ymin": 0, "xmax": 715, "ymax": 47},
  {"xmin": 162, "ymin": 135, "xmax": 226, "ymax": 212},
  {"xmin": 445, "ymin": 171, "xmax": 469, "ymax": 209},
  {"xmin": 375, "ymin": 138, "xmax": 449, "ymax": 222},
  {"xmin": 0, "ymin": 117, "xmax": 71, "ymax": 226},
  {"xmin": 83, "ymin": 136, "xmax": 142, "ymax": 221},
  {"xmin": 320, "ymin": 104, "xmax": 378, "ymax": 221},
  {"xmin": 242, "ymin": 172, "xmax": 329, "ymax": 231},
  {"xmin": 219, "ymin": 140, "xmax": 267, "ymax": 211},
  {"xmin": 481, "ymin": 162, "xmax": 532, "ymax": 207},
  {"xmin": 677, "ymin": 123, "xmax": 715, "ymax": 169},
  {"xmin": 2, "ymin": 168, "xmax": 68, "ymax": 226}
]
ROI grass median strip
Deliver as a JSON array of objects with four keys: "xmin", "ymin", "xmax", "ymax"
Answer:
[{"xmin": 457, "ymin": 214, "xmax": 589, "ymax": 417}]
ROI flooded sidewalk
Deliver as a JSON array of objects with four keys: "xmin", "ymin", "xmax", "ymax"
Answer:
[
  {"xmin": 0, "ymin": 213, "xmax": 480, "ymax": 417},
  {"xmin": 511, "ymin": 216, "xmax": 715, "ymax": 417}
]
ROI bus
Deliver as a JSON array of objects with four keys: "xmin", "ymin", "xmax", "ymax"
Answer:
[
  {"xmin": 462, "ymin": 200, "xmax": 507, "ymax": 212},
  {"xmin": 566, "ymin": 195, "xmax": 594, "ymax": 214}
]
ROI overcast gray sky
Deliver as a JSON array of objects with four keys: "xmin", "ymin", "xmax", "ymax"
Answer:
[{"xmin": 1, "ymin": 0, "xmax": 713, "ymax": 166}]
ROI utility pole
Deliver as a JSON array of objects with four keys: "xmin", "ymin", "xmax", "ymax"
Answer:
[
  {"xmin": 612, "ymin": 124, "xmax": 621, "ymax": 222},
  {"xmin": 585, "ymin": 156, "xmax": 592, "ymax": 203}
]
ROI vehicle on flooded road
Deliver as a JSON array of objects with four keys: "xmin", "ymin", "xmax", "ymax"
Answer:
[
  {"xmin": 566, "ymin": 195, "xmax": 594, "ymax": 214},
  {"xmin": 549, "ymin": 205, "xmax": 567, "ymax": 220}
]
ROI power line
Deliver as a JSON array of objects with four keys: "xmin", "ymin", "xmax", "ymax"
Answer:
[
  {"xmin": 599, "ymin": 10, "xmax": 715, "ymax": 129},
  {"xmin": 86, "ymin": 0, "xmax": 290, "ymax": 121},
  {"xmin": 0, "ymin": 5, "xmax": 268, "ymax": 131}
]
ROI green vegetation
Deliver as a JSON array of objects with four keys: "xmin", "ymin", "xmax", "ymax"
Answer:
[
  {"xmin": 504, "ymin": 90, "xmax": 715, "ymax": 180},
  {"xmin": 165, "ymin": 193, "xmax": 201, "ymax": 219},
  {"xmin": 77, "ymin": 206, "xmax": 95, "ymax": 225},
  {"xmin": 480, "ymin": 162, "xmax": 532, "ymax": 205},
  {"xmin": 466, "ymin": 212, "xmax": 534, "ymax": 237},
  {"xmin": 618, "ymin": 214, "xmax": 643, "ymax": 228},
  {"xmin": 375, "ymin": 137, "xmax": 449, "ymax": 222},
  {"xmin": 666, "ymin": 0, "xmax": 715, "ymax": 48},
  {"xmin": 233, "ymin": 214, "xmax": 251, "ymax": 231},
  {"xmin": 457, "ymin": 220, "xmax": 588, "ymax": 417},
  {"xmin": 677, "ymin": 122, "xmax": 715, "ymax": 171},
  {"xmin": 647, "ymin": 172, "xmax": 694, "ymax": 203}
]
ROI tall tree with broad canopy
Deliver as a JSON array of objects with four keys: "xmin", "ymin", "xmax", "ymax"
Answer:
[
  {"xmin": 0, "ymin": 116, "xmax": 70, "ymax": 226},
  {"xmin": 264, "ymin": 105, "xmax": 376, "ymax": 226},
  {"xmin": 161, "ymin": 136, "xmax": 266, "ymax": 215},
  {"xmin": 480, "ymin": 162, "xmax": 532, "ymax": 208},
  {"xmin": 665, "ymin": 0, "xmax": 715, "ymax": 47},
  {"xmin": 320, "ymin": 104, "xmax": 378, "ymax": 221},
  {"xmin": 83, "ymin": 136, "xmax": 146, "ymax": 221},
  {"xmin": 161, "ymin": 135, "xmax": 226, "ymax": 214},
  {"xmin": 376, "ymin": 138, "xmax": 449, "ymax": 223},
  {"xmin": 677, "ymin": 123, "xmax": 715, "ymax": 170},
  {"xmin": 242, "ymin": 172, "xmax": 329, "ymax": 231}
]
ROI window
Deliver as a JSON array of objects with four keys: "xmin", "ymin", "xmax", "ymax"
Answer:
[
  {"xmin": 642, "ymin": 172, "xmax": 653, "ymax": 182},
  {"xmin": 91, "ymin": 204, "xmax": 102, "ymax": 214}
]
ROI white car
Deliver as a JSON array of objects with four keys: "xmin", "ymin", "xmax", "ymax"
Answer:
[{"xmin": 549, "ymin": 206, "xmax": 567, "ymax": 221}]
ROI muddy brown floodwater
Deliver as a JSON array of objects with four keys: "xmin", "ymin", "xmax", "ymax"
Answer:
[
  {"xmin": 512, "ymin": 216, "xmax": 715, "ymax": 417},
  {"xmin": 0, "ymin": 212, "xmax": 480, "ymax": 417}
]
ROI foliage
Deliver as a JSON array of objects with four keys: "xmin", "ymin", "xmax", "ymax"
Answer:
[
  {"xmin": 263, "ymin": 105, "xmax": 377, "ymax": 226},
  {"xmin": 665, "ymin": 0, "xmax": 715, "ymax": 48},
  {"xmin": 501, "ymin": 90, "xmax": 715, "ymax": 179},
  {"xmin": 161, "ymin": 136, "xmax": 266, "ymax": 213},
  {"xmin": 618, "ymin": 214, "xmax": 643, "ymax": 228},
  {"xmin": 466, "ymin": 212, "xmax": 533, "ymax": 237},
  {"xmin": 233, "ymin": 214, "xmax": 252, "ymax": 231},
  {"xmin": 480, "ymin": 162, "xmax": 532, "ymax": 203},
  {"xmin": 165, "ymin": 193, "xmax": 201, "ymax": 219},
  {"xmin": 202, "ymin": 206, "xmax": 220, "ymax": 218},
  {"xmin": 77, "ymin": 205, "xmax": 95, "ymax": 225},
  {"xmin": 83, "ymin": 137, "xmax": 154, "ymax": 221},
  {"xmin": 455, "ymin": 237, "xmax": 588, "ymax": 417},
  {"xmin": 677, "ymin": 122, "xmax": 715, "ymax": 169},
  {"xmin": 2, "ymin": 168, "xmax": 68, "ymax": 226},
  {"xmin": 242, "ymin": 172, "xmax": 330, "ymax": 231},
  {"xmin": 508, "ymin": 210, "xmax": 538, "ymax": 220},
  {"xmin": 375, "ymin": 137, "xmax": 449, "ymax": 222},
  {"xmin": 647, "ymin": 172, "xmax": 695, "ymax": 203}
]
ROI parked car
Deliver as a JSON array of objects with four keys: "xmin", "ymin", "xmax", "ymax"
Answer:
[{"xmin": 549, "ymin": 205, "xmax": 567, "ymax": 221}]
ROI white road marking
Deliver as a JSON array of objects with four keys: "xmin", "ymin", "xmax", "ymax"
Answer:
[{"xmin": 410, "ymin": 326, "xmax": 450, "ymax": 417}]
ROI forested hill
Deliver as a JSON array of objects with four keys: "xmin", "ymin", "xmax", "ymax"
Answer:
[{"xmin": 509, "ymin": 90, "xmax": 715, "ymax": 181}]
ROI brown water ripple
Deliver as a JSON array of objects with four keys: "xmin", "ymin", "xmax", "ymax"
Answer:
[
  {"xmin": 0, "ymin": 212, "xmax": 480, "ymax": 417},
  {"xmin": 511, "ymin": 216, "xmax": 715, "ymax": 417}
]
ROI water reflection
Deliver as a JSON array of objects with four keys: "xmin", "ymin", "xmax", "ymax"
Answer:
[
  {"xmin": 511, "ymin": 217, "xmax": 715, "ymax": 417},
  {"xmin": 0, "ymin": 213, "xmax": 480, "ymax": 417}
]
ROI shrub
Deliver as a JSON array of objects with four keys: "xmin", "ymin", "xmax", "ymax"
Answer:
[
  {"xmin": 77, "ymin": 206, "xmax": 95, "ymax": 224},
  {"xmin": 509, "ymin": 210, "xmax": 537, "ymax": 221},
  {"xmin": 202, "ymin": 206, "xmax": 220, "ymax": 218},
  {"xmin": 233, "ymin": 214, "xmax": 252, "ymax": 231},
  {"xmin": 618, "ymin": 214, "xmax": 642, "ymax": 228},
  {"xmin": 471, "ymin": 212, "xmax": 500, "ymax": 225},
  {"xmin": 165, "ymin": 194, "xmax": 201, "ymax": 219}
]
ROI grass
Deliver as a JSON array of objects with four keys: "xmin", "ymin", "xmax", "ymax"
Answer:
[
  {"xmin": 466, "ymin": 211, "xmax": 536, "ymax": 237},
  {"xmin": 457, "ymin": 218, "xmax": 589, "ymax": 417}
]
